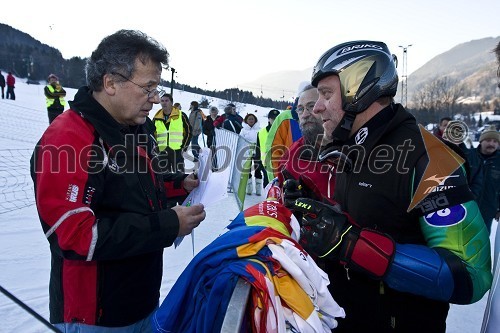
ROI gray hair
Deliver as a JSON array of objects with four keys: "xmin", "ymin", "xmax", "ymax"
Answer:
[
  {"xmin": 85, "ymin": 30, "xmax": 169, "ymax": 91},
  {"xmin": 298, "ymin": 83, "xmax": 315, "ymax": 96}
]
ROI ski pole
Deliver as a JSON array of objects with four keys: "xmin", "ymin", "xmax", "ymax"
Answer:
[{"xmin": 0, "ymin": 284, "xmax": 61, "ymax": 333}]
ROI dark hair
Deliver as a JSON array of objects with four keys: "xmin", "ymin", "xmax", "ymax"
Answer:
[
  {"xmin": 161, "ymin": 93, "xmax": 173, "ymax": 103},
  {"xmin": 190, "ymin": 101, "xmax": 199, "ymax": 109},
  {"xmin": 244, "ymin": 113, "xmax": 257, "ymax": 124},
  {"xmin": 440, "ymin": 117, "xmax": 452, "ymax": 124},
  {"xmin": 86, "ymin": 30, "xmax": 169, "ymax": 91},
  {"xmin": 267, "ymin": 109, "xmax": 280, "ymax": 119}
]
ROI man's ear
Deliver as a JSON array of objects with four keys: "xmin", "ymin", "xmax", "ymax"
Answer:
[{"xmin": 103, "ymin": 73, "xmax": 117, "ymax": 96}]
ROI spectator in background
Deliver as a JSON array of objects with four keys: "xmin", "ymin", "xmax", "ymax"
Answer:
[
  {"xmin": 276, "ymin": 84, "xmax": 334, "ymax": 205},
  {"xmin": 474, "ymin": 125, "xmax": 500, "ymax": 233},
  {"xmin": 153, "ymin": 93, "xmax": 192, "ymax": 172},
  {"xmin": 0, "ymin": 70, "xmax": 5, "ymax": 99},
  {"xmin": 44, "ymin": 74, "xmax": 67, "ymax": 123},
  {"xmin": 255, "ymin": 109, "xmax": 280, "ymax": 188},
  {"xmin": 442, "ymin": 120, "xmax": 483, "ymax": 199},
  {"xmin": 203, "ymin": 106, "xmax": 220, "ymax": 148},
  {"xmin": 30, "ymin": 29, "xmax": 205, "ymax": 332},
  {"xmin": 188, "ymin": 101, "xmax": 206, "ymax": 162},
  {"xmin": 6, "ymin": 71, "xmax": 15, "ymax": 100},
  {"xmin": 173, "ymin": 102, "xmax": 182, "ymax": 110},
  {"xmin": 203, "ymin": 106, "xmax": 220, "ymax": 170},
  {"xmin": 213, "ymin": 103, "xmax": 243, "ymax": 134},
  {"xmin": 481, "ymin": 40, "xmax": 500, "ymax": 333},
  {"xmin": 433, "ymin": 116, "xmax": 451, "ymax": 138},
  {"xmin": 240, "ymin": 113, "xmax": 262, "ymax": 195}
]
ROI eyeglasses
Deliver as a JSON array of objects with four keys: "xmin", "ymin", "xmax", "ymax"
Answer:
[
  {"xmin": 296, "ymin": 102, "xmax": 316, "ymax": 115},
  {"xmin": 111, "ymin": 72, "xmax": 165, "ymax": 99}
]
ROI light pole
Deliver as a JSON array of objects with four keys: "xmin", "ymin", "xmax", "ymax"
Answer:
[
  {"xmin": 170, "ymin": 67, "xmax": 176, "ymax": 96},
  {"xmin": 398, "ymin": 44, "xmax": 412, "ymax": 107}
]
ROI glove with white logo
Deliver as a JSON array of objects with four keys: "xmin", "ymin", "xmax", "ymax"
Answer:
[{"xmin": 294, "ymin": 197, "xmax": 395, "ymax": 279}]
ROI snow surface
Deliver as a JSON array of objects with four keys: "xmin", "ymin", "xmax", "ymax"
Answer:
[{"xmin": 0, "ymin": 77, "xmax": 496, "ymax": 332}]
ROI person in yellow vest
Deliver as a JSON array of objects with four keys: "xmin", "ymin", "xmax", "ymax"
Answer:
[
  {"xmin": 255, "ymin": 109, "xmax": 280, "ymax": 188},
  {"xmin": 153, "ymin": 93, "xmax": 192, "ymax": 172},
  {"xmin": 44, "ymin": 74, "xmax": 67, "ymax": 124}
]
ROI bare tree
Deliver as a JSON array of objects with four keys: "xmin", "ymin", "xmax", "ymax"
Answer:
[{"xmin": 411, "ymin": 76, "xmax": 467, "ymax": 116}]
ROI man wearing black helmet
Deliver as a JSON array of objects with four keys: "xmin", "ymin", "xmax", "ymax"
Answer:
[{"xmin": 291, "ymin": 41, "xmax": 492, "ymax": 332}]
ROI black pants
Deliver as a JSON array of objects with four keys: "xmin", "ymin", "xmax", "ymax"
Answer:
[
  {"xmin": 6, "ymin": 86, "xmax": 15, "ymax": 100},
  {"xmin": 248, "ymin": 158, "xmax": 263, "ymax": 179},
  {"xmin": 0, "ymin": 86, "xmax": 4, "ymax": 99},
  {"xmin": 48, "ymin": 109, "xmax": 64, "ymax": 124},
  {"xmin": 207, "ymin": 134, "xmax": 218, "ymax": 171},
  {"xmin": 159, "ymin": 148, "xmax": 185, "ymax": 173}
]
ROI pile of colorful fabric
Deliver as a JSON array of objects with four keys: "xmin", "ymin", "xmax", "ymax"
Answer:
[{"xmin": 152, "ymin": 199, "xmax": 345, "ymax": 332}]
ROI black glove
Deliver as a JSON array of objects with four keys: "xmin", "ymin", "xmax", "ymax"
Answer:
[
  {"xmin": 294, "ymin": 198, "xmax": 395, "ymax": 279},
  {"xmin": 282, "ymin": 178, "xmax": 304, "ymax": 208},
  {"xmin": 282, "ymin": 173, "xmax": 334, "ymax": 210}
]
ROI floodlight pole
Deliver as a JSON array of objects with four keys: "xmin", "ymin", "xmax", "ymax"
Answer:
[
  {"xmin": 398, "ymin": 44, "xmax": 412, "ymax": 107},
  {"xmin": 170, "ymin": 67, "xmax": 176, "ymax": 96}
]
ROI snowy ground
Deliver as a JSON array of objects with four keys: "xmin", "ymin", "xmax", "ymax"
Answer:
[{"xmin": 0, "ymin": 77, "xmax": 497, "ymax": 332}]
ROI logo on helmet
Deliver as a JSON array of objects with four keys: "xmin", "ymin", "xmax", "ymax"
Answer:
[{"xmin": 339, "ymin": 44, "xmax": 383, "ymax": 55}]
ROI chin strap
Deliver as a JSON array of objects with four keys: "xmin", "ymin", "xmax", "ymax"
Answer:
[{"xmin": 331, "ymin": 112, "xmax": 356, "ymax": 145}]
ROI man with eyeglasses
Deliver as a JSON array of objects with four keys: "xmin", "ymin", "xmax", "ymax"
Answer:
[
  {"xmin": 276, "ymin": 84, "xmax": 336, "ymax": 208},
  {"xmin": 30, "ymin": 30, "xmax": 206, "ymax": 332}
]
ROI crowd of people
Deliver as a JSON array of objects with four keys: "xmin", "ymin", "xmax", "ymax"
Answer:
[{"xmin": 26, "ymin": 28, "xmax": 500, "ymax": 333}]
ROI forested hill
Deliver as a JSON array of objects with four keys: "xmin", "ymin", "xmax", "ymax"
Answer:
[
  {"xmin": 0, "ymin": 23, "xmax": 284, "ymax": 108},
  {"xmin": 0, "ymin": 23, "xmax": 87, "ymax": 88}
]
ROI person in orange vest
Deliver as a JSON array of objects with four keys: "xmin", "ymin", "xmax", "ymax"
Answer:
[
  {"xmin": 44, "ymin": 74, "xmax": 67, "ymax": 123},
  {"xmin": 153, "ymin": 93, "xmax": 192, "ymax": 172}
]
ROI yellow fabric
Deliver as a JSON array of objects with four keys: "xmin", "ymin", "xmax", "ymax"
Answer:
[
  {"xmin": 45, "ymin": 84, "xmax": 66, "ymax": 107},
  {"xmin": 154, "ymin": 108, "xmax": 184, "ymax": 151},
  {"xmin": 236, "ymin": 238, "xmax": 316, "ymax": 323},
  {"xmin": 236, "ymin": 237, "xmax": 281, "ymax": 258},
  {"xmin": 258, "ymin": 127, "xmax": 269, "ymax": 165},
  {"xmin": 244, "ymin": 216, "xmax": 290, "ymax": 237},
  {"xmin": 272, "ymin": 270, "xmax": 315, "ymax": 319}
]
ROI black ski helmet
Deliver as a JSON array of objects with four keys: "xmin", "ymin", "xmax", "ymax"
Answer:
[{"xmin": 311, "ymin": 40, "xmax": 398, "ymax": 114}]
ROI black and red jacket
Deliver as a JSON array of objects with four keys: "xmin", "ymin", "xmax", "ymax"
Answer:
[{"xmin": 30, "ymin": 87, "xmax": 187, "ymax": 327}]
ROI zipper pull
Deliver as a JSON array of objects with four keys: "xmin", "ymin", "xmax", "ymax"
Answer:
[{"xmin": 344, "ymin": 264, "xmax": 350, "ymax": 281}]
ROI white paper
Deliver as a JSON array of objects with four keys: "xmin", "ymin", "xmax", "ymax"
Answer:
[{"xmin": 173, "ymin": 147, "xmax": 230, "ymax": 250}]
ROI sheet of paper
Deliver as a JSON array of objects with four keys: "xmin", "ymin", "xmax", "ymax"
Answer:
[{"xmin": 173, "ymin": 147, "xmax": 230, "ymax": 251}]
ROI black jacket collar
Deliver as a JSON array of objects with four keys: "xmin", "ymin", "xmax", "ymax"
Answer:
[{"xmin": 69, "ymin": 86, "xmax": 154, "ymax": 148}]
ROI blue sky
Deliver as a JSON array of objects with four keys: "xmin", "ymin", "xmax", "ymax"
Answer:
[{"xmin": 1, "ymin": 0, "xmax": 499, "ymax": 91}]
